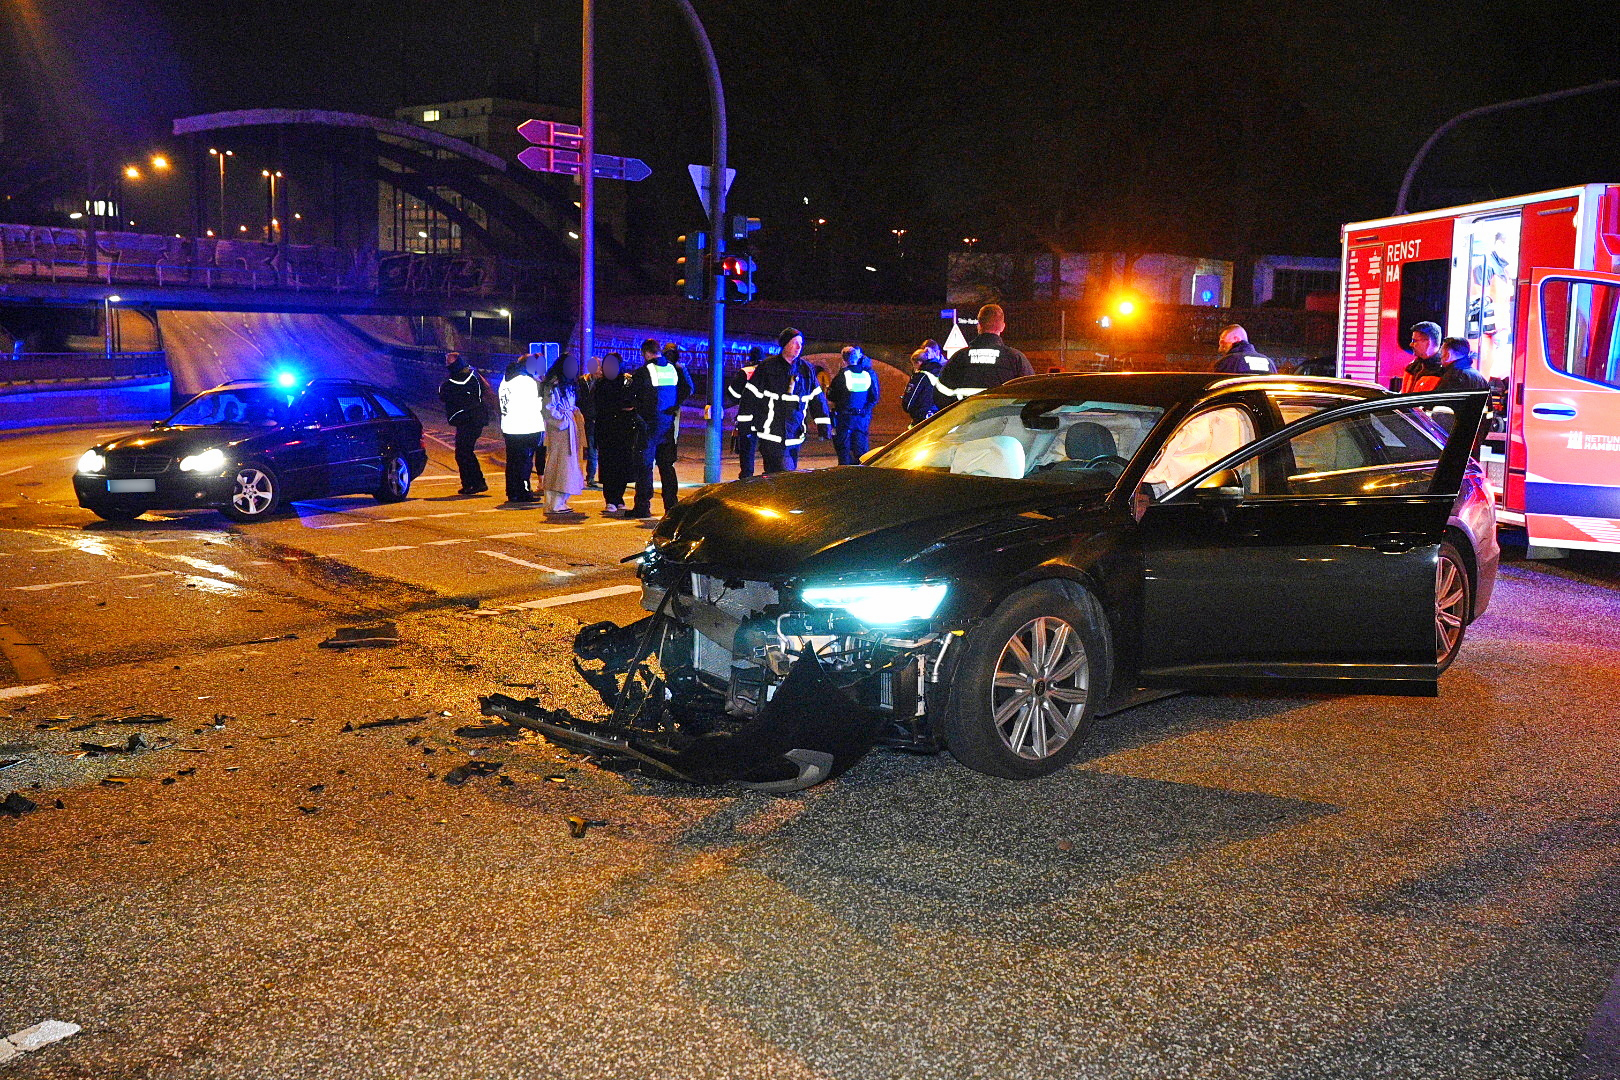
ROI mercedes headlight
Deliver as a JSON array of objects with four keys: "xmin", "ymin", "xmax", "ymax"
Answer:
[
  {"xmin": 800, "ymin": 581, "xmax": 949, "ymax": 626},
  {"xmin": 179, "ymin": 447, "xmax": 228, "ymax": 474},
  {"xmin": 77, "ymin": 450, "xmax": 106, "ymax": 474}
]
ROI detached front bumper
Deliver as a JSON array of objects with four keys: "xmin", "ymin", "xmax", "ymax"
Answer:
[{"xmin": 73, "ymin": 472, "xmax": 235, "ymax": 513}]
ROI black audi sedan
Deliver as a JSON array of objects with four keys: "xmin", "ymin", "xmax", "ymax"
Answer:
[
  {"xmin": 74, "ymin": 378, "xmax": 429, "ymax": 522},
  {"xmin": 488, "ymin": 373, "xmax": 1496, "ymax": 793}
]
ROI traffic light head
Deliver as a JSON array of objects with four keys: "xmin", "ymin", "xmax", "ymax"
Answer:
[
  {"xmin": 720, "ymin": 253, "xmax": 757, "ymax": 304},
  {"xmin": 729, "ymin": 215, "xmax": 762, "ymax": 243},
  {"xmin": 676, "ymin": 232, "xmax": 709, "ymax": 302}
]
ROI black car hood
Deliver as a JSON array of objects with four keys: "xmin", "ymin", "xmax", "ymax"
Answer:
[
  {"xmin": 653, "ymin": 466, "xmax": 1107, "ymax": 580},
  {"xmin": 98, "ymin": 425, "xmax": 276, "ymax": 456}
]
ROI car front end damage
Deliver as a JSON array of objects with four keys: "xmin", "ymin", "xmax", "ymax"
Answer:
[{"xmin": 480, "ymin": 546, "xmax": 959, "ymax": 792}]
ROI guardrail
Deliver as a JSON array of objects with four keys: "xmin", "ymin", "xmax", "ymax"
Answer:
[
  {"xmin": 0, "ymin": 225, "xmax": 558, "ymax": 302},
  {"xmin": 0, "ymin": 352, "xmax": 169, "ymax": 383}
]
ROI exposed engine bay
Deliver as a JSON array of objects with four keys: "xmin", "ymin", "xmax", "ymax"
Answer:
[{"xmin": 480, "ymin": 550, "xmax": 954, "ymax": 792}]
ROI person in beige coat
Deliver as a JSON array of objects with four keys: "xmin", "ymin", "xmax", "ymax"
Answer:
[{"xmin": 540, "ymin": 354, "xmax": 587, "ymax": 519}]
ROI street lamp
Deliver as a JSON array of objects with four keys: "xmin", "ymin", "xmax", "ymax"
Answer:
[
  {"xmin": 150, "ymin": 155, "xmax": 170, "ymax": 172},
  {"xmin": 208, "ymin": 148, "xmax": 233, "ymax": 236},
  {"xmin": 261, "ymin": 169, "xmax": 284, "ymax": 242},
  {"xmin": 962, "ymin": 236, "xmax": 980, "ymax": 250},
  {"xmin": 498, "ymin": 308, "xmax": 512, "ymax": 339}
]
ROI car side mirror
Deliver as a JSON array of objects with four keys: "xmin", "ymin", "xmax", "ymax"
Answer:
[
  {"xmin": 296, "ymin": 419, "xmax": 321, "ymax": 432},
  {"xmin": 1192, "ymin": 470, "xmax": 1246, "ymax": 505}
]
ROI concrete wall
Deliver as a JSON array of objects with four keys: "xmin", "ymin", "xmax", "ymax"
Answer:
[{"xmin": 0, "ymin": 376, "xmax": 173, "ymax": 430}]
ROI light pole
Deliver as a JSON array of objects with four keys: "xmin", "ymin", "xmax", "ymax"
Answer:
[
  {"xmin": 261, "ymin": 170, "xmax": 284, "ymax": 242},
  {"xmin": 208, "ymin": 149, "xmax": 232, "ymax": 237},
  {"xmin": 498, "ymin": 308, "xmax": 512, "ymax": 340}
]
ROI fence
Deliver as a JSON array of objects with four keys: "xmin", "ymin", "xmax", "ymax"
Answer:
[{"xmin": 0, "ymin": 351, "xmax": 169, "ymax": 384}]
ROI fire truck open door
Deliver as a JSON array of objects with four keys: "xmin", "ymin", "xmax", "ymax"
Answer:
[{"xmin": 1524, "ymin": 267, "xmax": 1620, "ymax": 551}]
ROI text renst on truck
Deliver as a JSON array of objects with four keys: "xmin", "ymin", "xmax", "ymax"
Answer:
[{"xmin": 1338, "ymin": 184, "xmax": 1620, "ymax": 554}]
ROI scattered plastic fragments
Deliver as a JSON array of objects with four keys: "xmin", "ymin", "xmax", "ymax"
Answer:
[
  {"xmin": 0, "ymin": 792, "xmax": 37, "ymax": 817},
  {"xmin": 443, "ymin": 760, "xmax": 503, "ymax": 786},
  {"xmin": 0, "ymin": 1019, "xmax": 81, "ymax": 1064},
  {"xmin": 319, "ymin": 623, "xmax": 399, "ymax": 650},
  {"xmin": 566, "ymin": 816, "xmax": 609, "ymax": 838},
  {"xmin": 241, "ymin": 633, "xmax": 298, "ymax": 645},
  {"xmin": 79, "ymin": 733, "xmax": 157, "ymax": 755},
  {"xmin": 69, "ymin": 713, "xmax": 173, "ymax": 731},
  {"xmin": 455, "ymin": 723, "xmax": 523, "ymax": 739},
  {"xmin": 0, "ymin": 759, "xmax": 19, "ymax": 771}
]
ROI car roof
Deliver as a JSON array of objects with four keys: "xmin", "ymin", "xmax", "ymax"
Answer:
[
  {"xmin": 212, "ymin": 378, "xmax": 376, "ymax": 391},
  {"xmin": 987, "ymin": 371, "xmax": 1388, "ymax": 407}
]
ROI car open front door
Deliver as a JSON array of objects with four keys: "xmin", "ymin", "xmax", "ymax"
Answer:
[
  {"xmin": 1522, "ymin": 268, "xmax": 1620, "ymax": 552},
  {"xmin": 1136, "ymin": 390, "xmax": 1487, "ymax": 696}
]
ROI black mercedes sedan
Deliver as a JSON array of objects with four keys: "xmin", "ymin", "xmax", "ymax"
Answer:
[
  {"xmin": 484, "ymin": 373, "xmax": 1495, "ymax": 793},
  {"xmin": 73, "ymin": 378, "xmax": 429, "ymax": 522}
]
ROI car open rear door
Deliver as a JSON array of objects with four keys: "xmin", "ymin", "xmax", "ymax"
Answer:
[
  {"xmin": 1520, "ymin": 268, "xmax": 1620, "ymax": 552},
  {"xmin": 1136, "ymin": 390, "xmax": 1487, "ymax": 696}
]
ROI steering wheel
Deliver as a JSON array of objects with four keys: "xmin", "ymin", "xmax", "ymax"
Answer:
[{"xmin": 1084, "ymin": 454, "xmax": 1131, "ymax": 472}]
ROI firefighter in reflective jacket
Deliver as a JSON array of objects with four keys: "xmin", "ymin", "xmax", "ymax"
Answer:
[
  {"xmin": 937, "ymin": 303, "xmax": 1034, "ymax": 401},
  {"xmin": 828, "ymin": 345, "xmax": 881, "ymax": 465},
  {"xmin": 625, "ymin": 342, "xmax": 694, "ymax": 518},
  {"xmin": 726, "ymin": 345, "xmax": 764, "ymax": 479},
  {"xmin": 743, "ymin": 327, "xmax": 830, "ymax": 473}
]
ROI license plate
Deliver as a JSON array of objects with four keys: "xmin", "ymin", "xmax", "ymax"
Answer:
[{"xmin": 107, "ymin": 479, "xmax": 156, "ymax": 493}]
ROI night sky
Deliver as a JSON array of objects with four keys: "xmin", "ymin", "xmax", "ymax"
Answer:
[{"xmin": 6, "ymin": 0, "xmax": 1620, "ymax": 293}]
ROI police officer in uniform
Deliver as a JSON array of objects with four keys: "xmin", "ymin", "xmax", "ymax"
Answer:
[
  {"xmin": 626, "ymin": 341, "xmax": 694, "ymax": 519},
  {"xmin": 1212, "ymin": 324, "xmax": 1277, "ymax": 374},
  {"xmin": 828, "ymin": 345, "xmax": 881, "ymax": 465},
  {"xmin": 937, "ymin": 304, "xmax": 1034, "ymax": 402},
  {"xmin": 745, "ymin": 327, "xmax": 831, "ymax": 473},
  {"xmin": 727, "ymin": 345, "xmax": 764, "ymax": 479}
]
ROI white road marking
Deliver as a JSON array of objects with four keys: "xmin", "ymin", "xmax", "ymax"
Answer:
[
  {"xmin": 506, "ymin": 583, "xmax": 640, "ymax": 609},
  {"xmin": 0, "ymin": 465, "xmax": 33, "ymax": 477},
  {"xmin": 476, "ymin": 551, "xmax": 572, "ymax": 574},
  {"xmin": 305, "ymin": 521, "xmax": 369, "ymax": 530},
  {"xmin": 360, "ymin": 545, "xmax": 415, "ymax": 553},
  {"xmin": 249, "ymin": 560, "xmax": 275, "ymax": 566},
  {"xmin": 484, "ymin": 532, "xmax": 536, "ymax": 539},
  {"xmin": 142, "ymin": 538, "xmax": 185, "ymax": 544},
  {"xmin": 117, "ymin": 572, "xmax": 173, "ymax": 580},
  {"xmin": 424, "ymin": 538, "xmax": 470, "ymax": 546},
  {"xmin": 423, "ymin": 512, "xmax": 469, "ymax": 519},
  {"xmin": 413, "ymin": 475, "xmax": 460, "ymax": 483},
  {"xmin": 0, "ymin": 683, "xmax": 57, "ymax": 701},
  {"xmin": 12, "ymin": 580, "xmax": 90, "ymax": 592}
]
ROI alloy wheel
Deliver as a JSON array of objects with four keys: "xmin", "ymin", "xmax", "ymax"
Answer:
[
  {"xmin": 385, "ymin": 455, "xmax": 410, "ymax": 496},
  {"xmin": 1436, "ymin": 554, "xmax": 1468, "ymax": 663},
  {"xmin": 232, "ymin": 468, "xmax": 274, "ymax": 517},
  {"xmin": 990, "ymin": 615, "xmax": 1089, "ymax": 760}
]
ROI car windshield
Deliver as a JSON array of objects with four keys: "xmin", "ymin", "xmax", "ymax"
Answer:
[
  {"xmin": 166, "ymin": 388, "xmax": 289, "ymax": 428},
  {"xmin": 869, "ymin": 395, "xmax": 1165, "ymax": 485}
]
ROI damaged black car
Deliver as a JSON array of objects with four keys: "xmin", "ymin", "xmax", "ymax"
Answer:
[{"xmin": 485, "ymin": 373, "xmax": 1495, "ymax": 793}]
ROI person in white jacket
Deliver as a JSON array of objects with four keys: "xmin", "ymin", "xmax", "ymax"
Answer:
[
  {"xmin": 540, "ymin": 354, "xmax": 586, "ymax": 518},
  {"xmin": 497, "ymin": 355, "xmax": 546, "ymax": 504}
]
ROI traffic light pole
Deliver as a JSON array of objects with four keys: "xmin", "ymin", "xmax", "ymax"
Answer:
[
  {"xmin": 579, "ymin": 0, "xmax": 597, "ymax": 382},
  {"xmin": 673, "ymin": 0, "xmax": 728, "ymax": 484}
]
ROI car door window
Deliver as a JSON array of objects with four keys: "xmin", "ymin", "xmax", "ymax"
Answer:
[
  {"xmin": 1246, "ymin": 403, "xmax": 1449, "ymax": 497},
  {"xmin": 334, "ymin": 392, "xmax": 377, "ymax": 425},
  {"xmin": 1142, "ymin": 406, "xmax": 1257, "ymax": 491},
  {"xmin": 370, "ymin": 391, "xmax": 411, "ymax": 419},
  {"xmin": 1268, "ymin": 392, "xmax": 1363, "ymax": 426},
  {"xmin": 293, "ymin": 390, "xmax": 343, "ymax": 427}
]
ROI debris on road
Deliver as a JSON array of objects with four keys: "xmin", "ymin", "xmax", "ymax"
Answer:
[
  {"xmin": 319, "ymin": 623, "xmax": 399, "ymax": 650},
  {"xmin": 241, "ymin": 633, "xmax": 298, "ymax": 645},
  {"xmin": 79, "ymin": 733, "xmax": 159, "ymax": 755},
  {"xmin": 454, "ymin": 723, "xmax": 524, "ymax": 739},
  {"xmin": 69, "ymin": 713, "xmax": 174, "ymax": 730},
  {"xmin": 342, "ymin": 715, "xmax": 426, "ymax": 733},
  {"xmin": 566, "ymin": 816, "xmax": 609, "ymax": 838},
  {"xmin": 443, "ymin": 760, "xmax": 503, "ymax": 786},
  {"xmin": 1, "ymin": 792, "xmax": 38, "ymax": 817},
  {"xmin": 0, "ymin": 759, "xmax": 19, "ymax": 771},
  {"xmin": 0, "ymin": 1019, "xmax": 80, "ymax": 1064}
]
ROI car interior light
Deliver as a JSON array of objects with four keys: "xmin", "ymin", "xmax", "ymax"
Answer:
[
  {"xmin": 801, "ymin": 581, "xmax": 949, "ymax": 625},
  {"xmin": 77, "ymin": 449, "xmax": 106, "ymax": 474},
  {"xmin": 179, "ymin": 448, "xmax": 228, "ymax": 474}
]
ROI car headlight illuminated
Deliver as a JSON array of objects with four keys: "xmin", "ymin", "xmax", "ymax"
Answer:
[
  {"xmin": 800, "ymin": 581, "xmax": 949, "ymax": 626},
  {"xmin": 77, "ymin": 450, "xmax": 107, "ymax": 474},
  {"xmin": 178, "ymin": 447, "xmax": 228, "ymax": 474}
]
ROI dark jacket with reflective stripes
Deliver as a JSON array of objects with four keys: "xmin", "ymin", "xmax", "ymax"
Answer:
[
  {"xmin": 438, "ymin": 368, "xmax": 493, "ymax": 427},
  {"xmin": 1213, "ymin": 341, "xmax": 1276, "ymax": 374},
  {"xmin": 937, "ymin": 333, "xmax": 1034, "ymax": 401},
  {"xmin": 726, "ymin": 362, "xmax": 759, "ymax": 435},
  {"xmin": 629, "ymin": 358, "xmax": 694, "ymax": 429},
  {"xmin": 828, "ymin": 362, "xmax": 881, "ymax": 417},
  {"xmin": 742, "ymin": 355, "xmax": 830, "ymax": 445}
]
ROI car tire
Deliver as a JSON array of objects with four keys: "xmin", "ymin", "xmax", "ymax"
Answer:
[
  {"xmin": 89, "ymin": 506, "xmax": 140, "ymax": 522},
  {"xmin": 222, "ymin": 462, "xmax": 281, "ymax": 523},
  {"xmin": 1436, "ymin": 539, "xmax": 1471, "ymax": 674},
  {"xmin": 940, "ymin": 580, "xmax": 1113, "ymax": 780},
  {"xmin": 375, "ymin": 452, "xmax": 412, "ymax": 503}
]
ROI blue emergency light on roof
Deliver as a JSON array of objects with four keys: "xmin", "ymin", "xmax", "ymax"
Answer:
[{"xmin": 275, "ymin": 370, "xmax": 299, "ymax": 389}]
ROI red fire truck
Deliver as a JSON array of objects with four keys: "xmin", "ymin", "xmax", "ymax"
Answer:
[{"xmin": 1338, "ymin": 185, "xmax": 1620, "ymax": 553}]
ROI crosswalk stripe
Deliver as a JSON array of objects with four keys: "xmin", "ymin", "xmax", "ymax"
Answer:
[
  {"xmin": 476, "ymin": 551, "xmax": 572, "ymax": 574},
  {"xmin": 505, "ymin": 583, "xmax": 641, "ymax": 610}
]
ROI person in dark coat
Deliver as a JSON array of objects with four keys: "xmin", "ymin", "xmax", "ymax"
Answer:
[
  {"xmin": 744, "ymin": 327, "xmax": 831, "ymax": 474},
  {"xmin": 625, "ymin": 342, "xmax": 694, "ymax": 518},
  {"xmin": 937, "ymin": 305, "xmax": 1034, "ymax": 401},
  {"xmin": 592, "ymin": 353, "xmax": 638, "ymax": 514},
  {"xmin": 1435, "ymin": 337, "xmax": 1491, "ymax": 392},
  {"xmin": 828, "ymin": 344, "xmax": 881, "ymax": 465},
  {"xmin": 1212, "ymin": 324, "xmax": 1277, "ymax": 374},
  {"xmin": 900, "ymin": 340, "xmax": 946, "ymax": 425},
  {"xmin": 437, "ymin": 352, "xmax": 492, "ymax": 495},
  {"xmin": 727, "ymin": 345, "xmax": 764, "ymax": 479}
]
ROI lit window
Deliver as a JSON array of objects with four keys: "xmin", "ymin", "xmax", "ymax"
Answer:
[{"xmin": 423, "ymin": 109, "xmax": 441, "ymax": 122}]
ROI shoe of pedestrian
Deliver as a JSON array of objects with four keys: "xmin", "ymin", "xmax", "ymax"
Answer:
[
  {"xmin": 586, "ymin": 481, "xmax": 601, "ymax": 489},
  {"xmin": 622, "ymin": 506, "xmax": 652, "ymax": 520},
  {"xmin": 546, "ymin": 509, "xmax": 588, "ymax": 522},
  {"xmin": 604, "ymin": 503, "xmax": 622, "ymax": 514}
]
